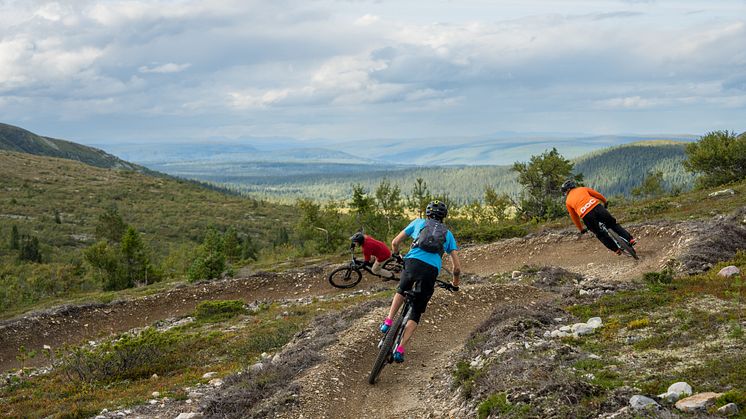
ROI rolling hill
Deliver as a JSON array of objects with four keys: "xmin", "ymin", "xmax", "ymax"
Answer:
[
  {"xmin": 0, "ymin": 150, "xmax": 294, "ymax": 260},
  {"xmin": 0, "ymin": 123, "xmax": 147, "ymax": 171}
]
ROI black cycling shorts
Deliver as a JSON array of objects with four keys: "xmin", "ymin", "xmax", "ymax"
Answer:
[{"xmin": 396, "ymin": 257, "xmax": 439, "ymax": 324}]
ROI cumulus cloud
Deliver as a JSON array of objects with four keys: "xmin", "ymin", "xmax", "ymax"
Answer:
[{"xmin": 0, "ymin": 0, "xmax": 744, "ymax": 141}]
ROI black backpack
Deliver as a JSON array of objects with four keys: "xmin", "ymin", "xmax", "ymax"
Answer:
[{"xmin": 413, "ymin": 219, "xmax": 449, "ymax": 255}]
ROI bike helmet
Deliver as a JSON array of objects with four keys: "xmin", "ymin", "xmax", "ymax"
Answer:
[
  {"xmin": 350, "ymin": 232, "xmax": 365, "ymax": 245},
  {"xmin": 561, "ymin": 179, "xmax": 577, "ymax": 194},
  {"xmin": 425, "ymin": 200, "xmax": 448, "ymax": 220}
]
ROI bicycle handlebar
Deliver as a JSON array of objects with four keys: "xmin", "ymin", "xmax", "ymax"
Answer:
[{"xmin": 435, "ymin": 279, "xmax": 459, "ymax": 292}]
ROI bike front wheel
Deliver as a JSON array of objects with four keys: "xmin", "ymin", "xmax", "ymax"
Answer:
[
  {"xmin": 328, "ymin": 267, "xmax": 363, "ymax": 288},
  {"xmin": 368, "ymin": 313, "xmax": 404, "ymax": 384}
]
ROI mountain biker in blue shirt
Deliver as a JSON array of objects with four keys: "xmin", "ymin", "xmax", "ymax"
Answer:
[{"xmin": 380, "ymin": 200, "xmax": 461, "ymax": 363}]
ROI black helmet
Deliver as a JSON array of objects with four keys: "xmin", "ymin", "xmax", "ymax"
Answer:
[
  {"xmin": 561, "ymin": 180, "xmax": 577, "ymax": 193},
  {"xmin": 425, "ymin": 200, "xmax": 448, "ymax": 220},
  {"xmin": 350, "ymin": 232, "xmax": 365, "ymax": 245}
]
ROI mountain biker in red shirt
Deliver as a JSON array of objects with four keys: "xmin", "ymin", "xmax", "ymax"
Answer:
[
  {"xmin": 380, "ymin": 200, "xmax": 461, "ymax": 363},
  {"xmin": 562, "ymin": 180, "xmax": 636, "ymax": 254},
  {"xmin": 350, "ymin": 232, "xmax": 395, "ymax": 280}
]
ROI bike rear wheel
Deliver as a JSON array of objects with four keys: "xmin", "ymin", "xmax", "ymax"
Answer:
[
  {"xmin": 368, "ymin": 311, "xmax": 404, "ymax": 384},
  {"xmin": 607, "ymin": 229, "xmax": 639, "ymax": 260},
  {"xmin": 328, "ymin": 266, "xmax": 363, "ymax": 288}
]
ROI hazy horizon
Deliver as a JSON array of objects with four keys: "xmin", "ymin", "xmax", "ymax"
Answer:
[{"xmin": 1, "ymin": 0, "xmax": 744, "ymax": 145}]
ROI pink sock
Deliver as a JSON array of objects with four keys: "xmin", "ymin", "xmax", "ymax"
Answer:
[
  {"xmin": 384, "ymin": 318, "xmax": 393, "ymax": 327},
  {"xmin": 395, "ymin": 345, "xmax": 405, "ymax": 354}
]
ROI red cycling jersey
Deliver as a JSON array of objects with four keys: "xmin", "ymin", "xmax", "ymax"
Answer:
[{"xmin": 362, "ymin": 235, "xmax": 392, "ymax": 262}]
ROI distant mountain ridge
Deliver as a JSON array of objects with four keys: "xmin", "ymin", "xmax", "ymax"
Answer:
[
  {"xmin": 159, "ymin": 140, "xmax": 696, "ymax": 203},
  {"xmin": 0, "ymin": 123, "xmax": 146, "ymax": 171}
]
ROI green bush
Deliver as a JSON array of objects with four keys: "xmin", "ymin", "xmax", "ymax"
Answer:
[
  {"xmin": 643, "ymin": 269, "xmax": 674, "ymax": 285},
  {"xmin": 62, "ymin": 328, "xmax": 192, "ymax": 383},
  {"xmin": 685, "ymin": 130, "xmax": 746, "ymax": 188},
  {"xmin": 477, "ymin": 393, "xmax": 530, "ymax": 419},
  {"xmin": 194, "ymin": 300, "xmax": 246, "ymax": 322}
]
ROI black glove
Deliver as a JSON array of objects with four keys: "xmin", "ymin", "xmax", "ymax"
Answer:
[
  {"xmin": 580, "ymin": 228, "xmax": 588, "ymax": 235},
  {"xmin": 603, "ymin": 201, "xmax": 608, "ymax": 208}
]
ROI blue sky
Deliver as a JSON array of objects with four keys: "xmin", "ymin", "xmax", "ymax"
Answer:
[{"xmin": 0, "ymin": 0, "xmax": 744, "ymax": 144}]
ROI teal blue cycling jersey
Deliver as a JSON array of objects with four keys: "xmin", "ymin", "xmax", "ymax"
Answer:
[{"xmin": 403, "ymin": 219, "xmax": 458, "ymax": 271}]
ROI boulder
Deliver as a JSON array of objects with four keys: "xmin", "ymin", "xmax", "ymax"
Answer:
[
  {"xmin": 658, "ymin": 391, "xmax": 680, "ymax": 403},
  {"xmin": 571, "ymin": 323, "xmax": 595, "ymax": 336},
  {"xmin": 587, "ymin": 317, "xmax": 603, "ymax": 329},
  {"xmin": 675, "ymin": 392, "xmax": 722, "ymax": 412},
  {"xmin": 667, "ymin": 382, "xmax": 693, "ymax": 398},
  {"xmin": 718, "ymin": 403, "xmax": 739, "ymax": 416},
  {"xmin": 718, "ymin": 266, "xmax": 741, "ymax": 278},
  {"xmin": 629, "ymin": 395, "xmax": 660, "ymax": 410}
]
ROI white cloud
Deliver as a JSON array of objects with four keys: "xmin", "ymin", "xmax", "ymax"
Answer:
[
  {"xmin": 0, "ymin": 0, "xmax": 743, "ymax": 140},
  {"xmin": 138, "ymin": 63, "xmax": 192, "ymax": 74}
]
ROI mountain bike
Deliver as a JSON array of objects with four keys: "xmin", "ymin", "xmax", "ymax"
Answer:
[
  {"xmin": 368, "ymin": 278, "xmax": 458, "ymax": 384},
  {"xmin": 599, "ymin": 222, "xmax": 638, "ymax": 260},
  {"xmin": 328, "ymin": 250, "xmax": 404, "ymax": 289}
]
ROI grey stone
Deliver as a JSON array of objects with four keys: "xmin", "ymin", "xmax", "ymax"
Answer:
[
  {"xmin": 201, "ymin": 371, "xmax": 217, "ymax": 379},
  {"xmin": 587, "ymin": 317, "xmax": 603, "ymax": 329},
  {"xmin": 718, "ymin": 403, "xmax": 739, "ymax": 416},
  {"xmin": 675, "ymin": 392, "xmax": 722, "ymax": 412},
  {"xmin": 630, "ymin": 395, "xmax": 660, "ymax": 410},
  {"xmin": 667, "ymin": 382, "xmax": 693, "ymax": 398},
  {"xmin": 175, "ymin": 414, "xmax": 203, "ymax": 419},
  {"xmin": 511, "ymin": 271, "xmax": 522, "ymax": 279},
  {"xmin": 658, "ymin": 391, "xmax": 681, "ymax": 403},
  {"xmin": 709, "ymin": 189, "xmax": 735, "ymax": 198},
  {"xmin": 718, "ymin": 266, "xmax": 741, "ymax": 278},
  {"xmin": 572, "ymin": 323, "xmax": 595, "ymax": 336}
]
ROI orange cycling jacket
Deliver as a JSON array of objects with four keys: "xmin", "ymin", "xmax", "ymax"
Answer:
[{"xmin": 565, "ymin": 187, "xmax": 607, "ymax": 231}]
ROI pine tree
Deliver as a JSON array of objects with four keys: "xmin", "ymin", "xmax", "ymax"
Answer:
[
  {"xmin": 18, "ymin": 235, "xmax": 42, "ymax": 263},
  {"xmin": 223, "ymin": 227, "xmax": 241, "ymax": 263},
  {"xmin": 96, "ymin": 207, "xmax": 127, "ymax": 243},
  {"xmin": 10, "ymin": 225, "xmax": 19, "ymax": 250}
]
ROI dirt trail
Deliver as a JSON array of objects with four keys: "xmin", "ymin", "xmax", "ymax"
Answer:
[
  {"xmin": 459, "ymin": 223, "xmax": 691, "ymax": 282},
  {"xmin": 269, "ymin": 222, "xmax": 697, "ymax": 419},
  {"xmin": 278, "ymin": 282, "xmax": 553, "ymax": 419},
  {"xmin": 0, "ymin": 221, "xmax": 694, "ymax": 373}
]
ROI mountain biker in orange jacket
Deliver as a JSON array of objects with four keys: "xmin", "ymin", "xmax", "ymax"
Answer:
[
  {"xmin": 380, "ymin": 200, "xmax": 461, "ymax": 363},
  {"xmin": 561, "ymin": 180, "xmax": 636, "ymax": 254}
]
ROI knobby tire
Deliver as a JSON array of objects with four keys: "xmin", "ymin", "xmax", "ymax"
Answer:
[
  {"xmin": 607, "ymin": 229, "xmax": 639, "ymax": 260},
  {"xmin": 368, "ymin": 310, "xmax": 405, "ymax": 384},
  {"xmin": 328, "ymin": 266, "xmax": 363, "ymax": 288}
]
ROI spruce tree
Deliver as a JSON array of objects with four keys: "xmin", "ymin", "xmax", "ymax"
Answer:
[{"xmin": 10, "ymin": 225, "xmax": 19, "ymax": 250}]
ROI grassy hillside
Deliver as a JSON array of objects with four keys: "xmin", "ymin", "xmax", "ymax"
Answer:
[
  {"xmin": 0, "ymin": 123, "xmax": 147, "ymax": 171},
  {"xmin": 162, "ymin": 140, "xmax": 696, "ymax": 203},
  {"xmin": 0, "ymin": 151, "xmax": 295, "ymax": 315},
  {"xmin": 0, "ymin": 151, "xmax": 292, "ymax": 257}
]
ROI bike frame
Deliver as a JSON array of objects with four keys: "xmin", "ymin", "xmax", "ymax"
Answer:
[
  {"xmin": 349, "ymin": 249, "xmax": 403, "ymax": 279},
  {"xmin": 598, "ymin": 222, "xmax": 638, "ymax": 259}
]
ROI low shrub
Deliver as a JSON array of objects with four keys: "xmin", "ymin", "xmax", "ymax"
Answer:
[
  {"xmin": 194, "ymin": 300, "xmax": 246, "ymax": 322},
  {"xmin": 62, "ymin": 328, "xmax": 197, "ymax": 383},
  {"xmin": 477, "ymin": 393, "xmax": 530, "ymax": 419}
]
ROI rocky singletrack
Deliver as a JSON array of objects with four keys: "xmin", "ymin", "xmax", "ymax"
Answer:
[
  {"xmin": 0, "ymin": 220, "xmax": 700, "ymax": 386},
  {"xmin": 276, "ymin": 282, "xmax": 555, "ymax": 419}
]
